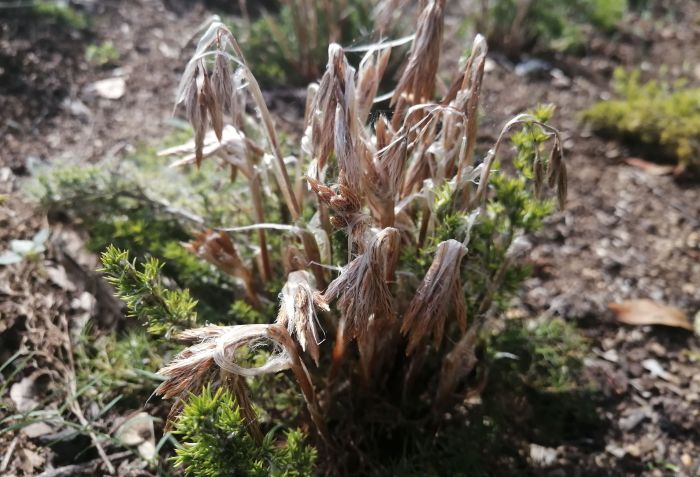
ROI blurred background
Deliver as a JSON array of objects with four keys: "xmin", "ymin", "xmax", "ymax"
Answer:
[{"xmin": 1, "ymin": 1, "xmax": 699, "ymax": 475}]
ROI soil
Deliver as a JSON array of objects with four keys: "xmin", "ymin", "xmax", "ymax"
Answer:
[{"xmin": 1, "ymin": 1, "xmax": 699, "ymax": 476}]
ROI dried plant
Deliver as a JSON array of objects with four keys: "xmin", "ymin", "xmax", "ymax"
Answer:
[
  {"xmin": 239, "ymin": 0, "xmax": 411, "ymax": 86},
  {"xmin": 144, "ymin": 4, "xmax": 567, "ymax": 474}
]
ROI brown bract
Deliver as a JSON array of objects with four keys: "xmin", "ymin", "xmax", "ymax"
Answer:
[
  {"xmin": 323, "ymin": 227, "xmax": 400, "ymax": 347},
  {"xmin": 401, "ymin": 239, "xmax": 468, "ymax": 355},
  {"xmin": 390, "ymin": 0, "xmax": 445, "ymax": 128},
  {"xmin": 276, "ymin": 270, "xmax": 330, "ymax": 365}
]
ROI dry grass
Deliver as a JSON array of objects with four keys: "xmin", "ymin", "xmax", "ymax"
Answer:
[{"xmin": 156, "ymin": 1, "xmax": 567, "ymax": 470}]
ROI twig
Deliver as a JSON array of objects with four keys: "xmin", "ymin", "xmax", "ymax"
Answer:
[{"xmin": 0, "ymin": 436, "xmax": 18, "ymax": 472}]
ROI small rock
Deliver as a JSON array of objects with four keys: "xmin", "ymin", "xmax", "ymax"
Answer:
[
  {"xmin": 648, "ymin": 342, "xmax": 666, "ymax": 357},
  {"xmin": 92, "ymin": 77, "xmax": 126, "ymax": 100},
  {"xmin": 642, "ymin": 359, "xmax": 677, "ymax": 383},
  {"xmin": 619, "ymin": 408, "xmax": 648, "ymax": 431},
  {"xmin": 158, "ymin": 42, "xmax": 178, "ymax": 59},
  {"xmin": 515, "ymin": 58, "xmax": 552, "ymax": 78},
  {"xmin": 18, "ymin": 448, "xmax": 44, "ymax": 474},
  {"xmin": 681, "ymin": 453, "xmax": 692, "ymax": 467},
  {"xmin": 600, "ymin": 349, "xmax": 619, "ymax": 363},
  {"xmin": 605, "ymin": 443, "xmax": 626, "ymax": 459},
  {"xmin": 625, "ymin": 443, "xmax": 641, "ymax": 457},
  {"xmin": 550, "ymin": 68, "xmax": 571, "ymax": 88},
  {"xmin": 484, "ymin": 57, "xmax": 497, "ymax": 73},
  {"xmin": 10, "ymin": 376, "xmax": 40, "ymax": 412},
  {"xmin": 61, "ymin": 97, "xmax": 91, "ymax": 118},
  {"xmin": 529, "ymin": 444, "xmax": 558, "ymax": 467}
]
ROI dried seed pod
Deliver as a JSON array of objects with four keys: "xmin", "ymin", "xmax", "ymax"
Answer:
[
  {"xmin": 334, "ymin": 102, "xmax": 362, "ymax": 194},
  {"xmin": 184, "ymin": 67, "xmax": 200, "ymax": 131},
  {"xmin": 155, "ymin": 324, "xmax": 293, "ymax": 419},
  {"xmin": 276, "ymin": 270, "xmax": 329, "ymax": 365},
  {"xmin": 401, "ymin": 239, "xmax": 468, "ymax": 355},
  {"xmin": 308, "ymin": 44, "xmax": 348, "ymax": 170},
  {"xmin": 158, "ymin": 323, "xmax": 329, "ymax": 442},
  {"xmin": 356, "ymin": 47, "xmax": 392, "ymax": 123},
  {"xmin": 183, "ymin": 65, "xmax": 208, "ymax": 168},
  {"xmin": 212, "ymin": 52, "xmax": 234, "ymax": 121},
  {"xmin": 546, "ymin": 139, "xmax": 562, "ymax": 188},
  {"xmin": 557, "ymin": 161, "xmax": 568, "ymax": 209},
  {"xmin": 201, "ymin": 70, "xmax": 224, "ymax": 142},
  {"xmin": 390, "ymin": 0, "xmax": 446, "ymax": 127},
  {"xmin": 283, "ymin": 245, "xmax": 307, "ymax": 275},
  {"xmin": 185, "ymin": 231, "xmax": 260, "ymax": 308},
  {"xmin": 323, "ymin": 227, "xmax": 400, "ymax": 343}
]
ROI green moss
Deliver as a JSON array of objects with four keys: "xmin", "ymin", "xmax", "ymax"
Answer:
[
  {"xmin": 32, "ymin": 1, "xmax": 88, "ymax": 30},
  {"xmin": 86, "ymin": 41, "xmax": 119, "ymax": 66},
  {"xmin": 473, "ymin": 0, "xmax": 626, "ymax": 54},
  {"xmin": 489, "ymin": 317, "xmax": 587, "ymax": 392},
  {"xmin": 582, "ymin": 69, "xmax": 700, "ymax": 172}
]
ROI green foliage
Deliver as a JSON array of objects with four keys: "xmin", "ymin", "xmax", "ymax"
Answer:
[
  {"xmin": 484, "ymin": 317, "xmax": 600, "ymax": 448},
  {"xmin": 31, "ymin": 1, "xmax": 88, "ymax": 29},
  {"xmin": 582, "ymin": 69, "xmax": 700, "ymax": 171},
  {"xmin": 489, "ymin": 317, "xmax": 587, "ymax": 392},
  {"xmin": 366, "ymin": 317, "xmax": 589, "ymax": 476},
  {"xmin": 86, "ymin": 41, "xmax": 119, "ymax": 66},
  {"xmin": 75, "ymin": 327, "xmax": 164, "ymax": 406},
  {"xmin": 173, "ymin": 386, "xmax": 316, "ymax": 477},
  {"xmin": 26, "ymin": 137, "xmax": 248, "ymax": 322},
  {"xmin": 404, "ymin": 106, "xmax": 557, "ymax": 318},
  {"xmin": 236, "ymin": 0, "xmax": 374, "ymax": 86},
  {"xmin": 100, "ymin": 245, "xmax": 198, "ymax": 337},
  {"xmin": 473, "ymin": 0, "xmax": 626, "ymax": 54}
]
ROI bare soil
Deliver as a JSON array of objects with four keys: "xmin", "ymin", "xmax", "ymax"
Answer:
[{"xmin": 1, "ymin": 1, "xmax": 699, "ymax": 476}]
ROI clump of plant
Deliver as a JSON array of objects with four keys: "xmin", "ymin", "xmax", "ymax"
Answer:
[
  {"xmin": 236, "ymin": 0, "xmax": 410, "ymax": 86},
  {"xmin": 582, "ymin": 68, "xmax": 700, "ymax": 174},
  {"xmin": 28, "ymin": 0, "xmax": 88, "ymax": 30},
  {"xmin": 106, "ymin": 1, "xmax": 567, "ymax": 473},
  {"xmin": 86, "ymin": 41, "xmax": 119, "ymax": 66},
  {"xmin": 468, "ymin": 0, "xmax": 626, "ymax": 56}
]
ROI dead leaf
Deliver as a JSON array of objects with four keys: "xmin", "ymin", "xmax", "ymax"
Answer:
[
  {"xmin": 10, "ymin": 372, "xmax": 48, "ymax": 412},
  {"xmin": 609, "ymin": 299, "xmax": 693, "ymax": 331},
  {"xmin": 624, "ymin": 158, "xmax": 674, "ymax": 176},
  {"xmin": 46, "ymin": 266, "xmax": 76, "ymax": 292},
  {"xmin": 21, "ymin": 422, "xmax": 53, "ymax": 439},
  {"xmin": 18, "ymin": 449, "xmax": 44, "ymax": 474},
  {"xmin": 115, "ymin": 412, "xmax": 156, "ymax": 461}
]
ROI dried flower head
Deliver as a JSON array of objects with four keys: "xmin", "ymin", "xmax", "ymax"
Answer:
[
  {"xmin": 276, "ymin": 270, "xmax": 329, "ymax": 365},
  {"xmin": 185, "ymin": 231, "xmax": 260, "ymax": 308},
  {"xmin": 390, "ymin": 0, "xmax": 445, "ymax": 127},
  {"xmin": 401, "ymin": 239, "xmax": 468, "ymax": 355},
  {"xmin": 323, "ymin": 227, "xmax": 400, "ymax": 345}
]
